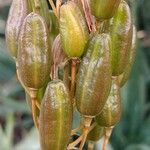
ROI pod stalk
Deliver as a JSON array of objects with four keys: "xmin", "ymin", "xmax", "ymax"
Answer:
[
  {"xmin": 70, "ymin": 58, "xmax": 79, "ymax": 104},
  {"xmin": 48, "ymin": 0, "xmax": 59, "ymax": 19},
  {"xmin": 102, "ymin": 127, "xmax": 114, "ymax": 150},
  {"xmin": 88, "ymin": 141, "xmax": 94, "ymax": 150}
]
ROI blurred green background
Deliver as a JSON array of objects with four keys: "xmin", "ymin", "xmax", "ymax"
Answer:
[{"xmin": 0, "ymin": 0, "xmax": 150, "ymax": 150}]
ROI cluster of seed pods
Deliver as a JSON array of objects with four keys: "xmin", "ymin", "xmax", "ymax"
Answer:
[{"xmin": 5, "ymin": 0, "xmax": 136, "ymax": 150}]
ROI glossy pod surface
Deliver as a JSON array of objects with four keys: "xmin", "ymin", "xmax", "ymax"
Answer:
[
  {"xmin": 5, "ymin": 0, "xmax": 28, "ymax": 58},
  {"xmin": 39, "ymin": 80, "xmax": 73, "ymax": 150},
  {"xmin": 96, "ymin": 78, "xmax": 121, "ymax": 127},
  {"xmin": 17, "ymin": 13, "xmax": 51, "ymax": 89},
  {"xmin": 119, "ymin": 25, "xmax": 137, "ymax": 87},
  {"xmin": 76, "ymin": 34, "xmax": 112, "ymax": 117},
  {"xmin": 90, "ymin": 0, "xmax": 121, "ymax": 20},
  {"xmin": 110, "ymin": 1, "xmax": 133, "ymax": 76},
  {"xmin": 59, "ymin": 1, "xmax": 89, "ymax": 57},
  {"xmin": 87, "ymin": 122, "xmax": 104, "ymax": 142}
]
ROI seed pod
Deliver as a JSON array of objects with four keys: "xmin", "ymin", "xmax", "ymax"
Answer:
[
  {"xmin": 95, "ymin": 78, "xmax": 121, "ymax": 127},
  {"xmin": 5, "ymin": 0, "xmax": 28, "ymax": 58},
  {"xmin": 39, "ymin": 80, "xmax": 73, "ymax": 150},
  {"xmin": 59, "ymin": 1, "xmax": 89, "ymax": 57},
  {"xmin": 119, "ymin": 25, "xmax": 137, "ymax": 87},
  {"xmin": 90, "ymin": 0, "xmax": 121, "ymax": 20},
  {"xmin": 17, "ymin": 13, "xmax": 51, "ymax": 89},
  {"xmin": 110, "ymin": 1, "xmax": 133, "ymax": 76},
  {"xmin": 87, "ymin": 121, "xmax": 104, "ymax": 142},
  {"xmin": 76, "ymin": 34, "xmax": 112, "ymax": 117}
]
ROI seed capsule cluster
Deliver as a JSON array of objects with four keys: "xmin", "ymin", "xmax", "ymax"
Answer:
[{"xmin": 6, "ymin": 0, "xmax": 136, "ymax": 149}]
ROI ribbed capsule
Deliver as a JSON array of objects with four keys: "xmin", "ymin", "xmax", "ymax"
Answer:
[
  {"xmin": 87, "ymin": 121, "xmax": 104, "ymax": 142},
  {"xmin": 90, "ymin": 0, "xmax": 121, "ymax": 20},
  {"xmin": 95, "ymin": 78, "xmax": 121, "ymax": 127},
  {"xmin": 17, "ymin": 13, "xmax": 51, "ymax": 89},
  {"xmin": 59, "ymin": 1, "xmax": 89, "ymax": 57},
  {"xmin": 5, "ymin": 0, "xmax": 28, "ymax": 58},
  {"xmin": 119, "ymin": 25, "xmax": 137, "ymax": 87},
  {"xmin": 75, "ymin": 34, "xmax": 112, "ymax": 117},
  {"xmin": 110, "ymin": 1, "xmax": 133, "ymax": 76},
  {"xmin": 39, "ymin": 80, "xmax": 73, "ymax": 150}
]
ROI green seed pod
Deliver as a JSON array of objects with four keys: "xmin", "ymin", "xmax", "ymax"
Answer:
[
  {"xmin": 39, "ymin": 80, "xmax": 73, "ymax": 150},
  {"xmin": 59, "ymin": 1, "xmax": 89, "ymax": 57},
  {"xmin": 110, "ymin": 0, "xmax": 133, "ymax": 76},
  {"xmin": 90, "ymin": 0, "xmax": 121, "ymax": 20},
  {"xmin": 76, "ymin": 34, "xmax": 112, "ymax": 117},
  {"xmin": 87, "ymin": 121, "xmax": 104, "ymax": 142},
  {"xmin": 95, "ymin": 78, "xmax": 121, "ymax": 127},
  {"xmin": 119, "ymin": 25, "xmax": 137, "ymax": 87},
  {"xmin": 27, "ymin": 0, "xmax": 50, "ymax": 28},
  {"xmin": 5, "ymin": 0, "xmax": 28, "ymax": 58},
  {"xmin": 17, "ymin": 12, "xmax": 51, "ymax": 89}
]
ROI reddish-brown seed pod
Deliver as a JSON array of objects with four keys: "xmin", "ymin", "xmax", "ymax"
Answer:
[
  {"xmin": 17, "ymin": 12, "xmax": 51, "ymax": 89},
  {"xmin": 76, "ymin": 33, "xmax": 112, "ymax": 117},
  {"xmin": 96, "ymin": 78, "xmax": 121, "ymax": 127},
  {"xmin": 39, "ymin": 80, "xmax": 73, "ymax": 150},
  {"xmin": 5, "ymin": 0, "xmax": 28, "ymax": 58}
]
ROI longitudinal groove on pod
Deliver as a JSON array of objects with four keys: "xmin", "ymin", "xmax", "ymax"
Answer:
[
  {"xmin": 109, "ymin": 0, "xmax": 133, "ymax": 76},
  {"xmin": 76, "ymin": 33, "xmax": 112, "ymax": 117},
  {"xmin": 39, "ymin": 80, "xmax": 73, "ymax": 150},
  {"xmin": 17, "ymin": 12, "xmax": 51, "ymax": 89},
  {"xmin": 59, "ymin": 1, "xmax": 89, "ymax": 58}
]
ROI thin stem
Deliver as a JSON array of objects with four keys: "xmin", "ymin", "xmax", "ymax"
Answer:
[
  {"xmin": 68, "ymin": 121, "xmax": 96, "ymax": 149},
  {"xmin": 79, "ymin": 128, "xmax": 89, "ymax": 150},
  {"xmin": 68, "ymin": 134, "xmax": 84, "ymax": 149},
  {"xmin": 71, "ymin": 124, "xmax": 84, "ymax": 136},
  {"xmin": 80, "ymin": 0, "xmax": 95, "ymax": 32},
  {"xmin": 16, "ymin": 65, "xmax": 39, "ymax": 129},
  {"xmin": 88, "ymin": 122, "xmax": 96, "ymax": 132},
  {"xmin": 52, "ymin": 63, "xmax": 58, "ymax": 80},
  {"xmin": 56, "ymin": 0, "xmax": 62, "ymax": 17},
  {"xmin": 95, "ymin": 20, "xmax": 101, "ymax": 32},
  {"xmin": 48, "ymin": 0, "xmax": 59, "ymax": 19},
  {"xmin": 70, "ymin": 58, "xmax": 78, "ymax": 104},
  {"xmin": 31, "ymin": 98, "xmax": 39, "ymax": 129},
  {"xmin": 79, "ymin": 117, "xmax": 93, "ymax": 150},
  {"xmin": 102, "ymin": 127, "xmax": 113, "ymax": 150},
  {"xmin": 35, "ymin": 101, "xmax": 41, "ymax": 110},
  {"xmin": 88, "ymin": 141, "xmax": 94, "ymax": 150},
  {"xmin": 63, "ymin": 63, "xmax": 71, "ymax": 90}
]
